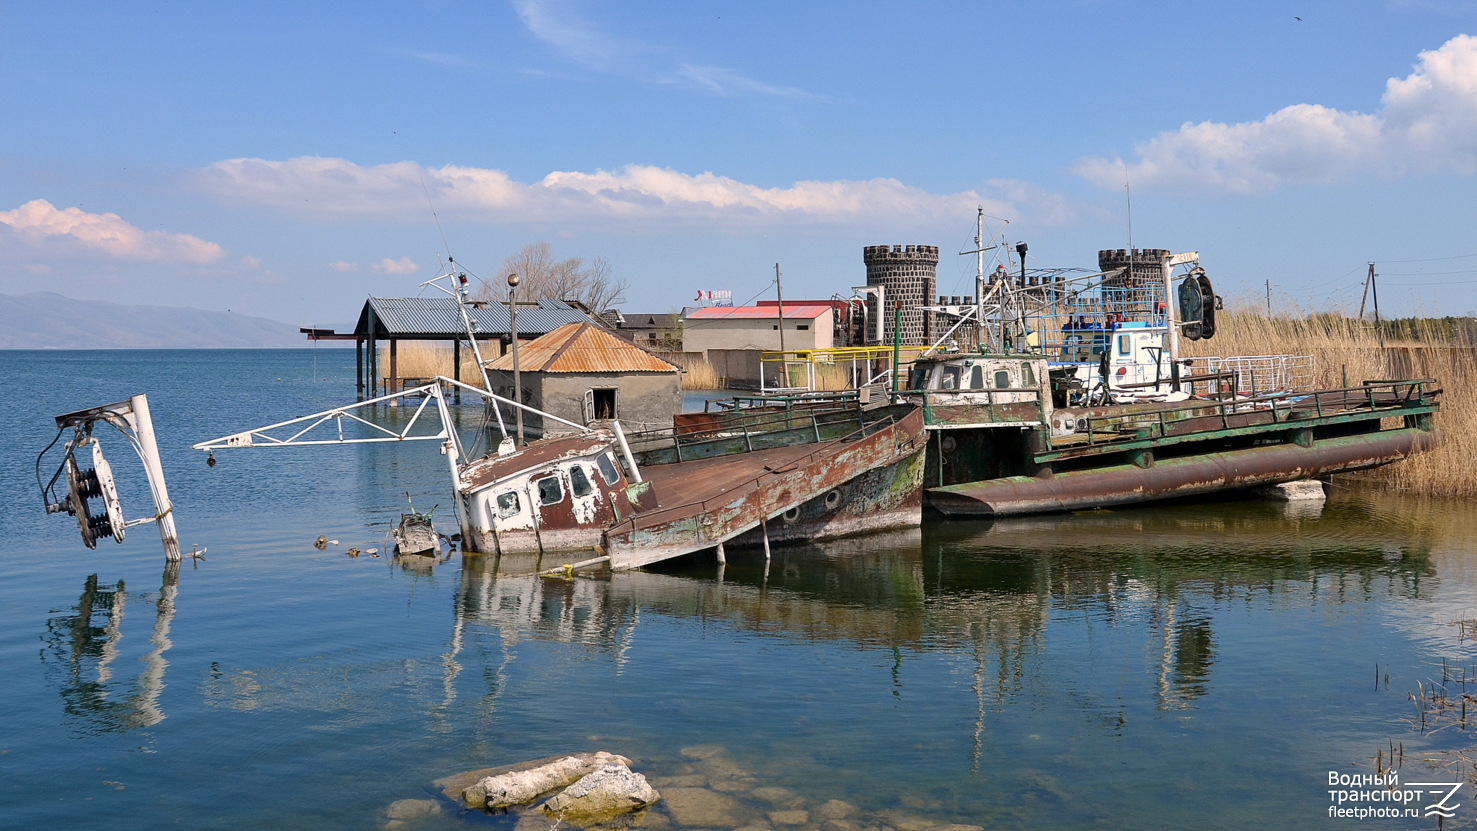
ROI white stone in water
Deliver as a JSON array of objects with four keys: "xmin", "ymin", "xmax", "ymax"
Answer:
[
  {"xmin": 1256, "ymin": 480, "xmax": 1326, "ymax": 501},
  {"xmin": 539, "ymin": 762, "xmax": 661, "ymax": 821},
  {"xmin": 460, "ymin": 752, "xmax": 630, "ymax": 809}
]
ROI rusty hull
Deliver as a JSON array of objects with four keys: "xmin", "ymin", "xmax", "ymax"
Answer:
[
  {"xmin": 603, "ymin": 407, "xmax": 926, "ymax": 569},
  {"xmin": 926, "ymin": 427, "xmax": 1440, "ymax": 517}
]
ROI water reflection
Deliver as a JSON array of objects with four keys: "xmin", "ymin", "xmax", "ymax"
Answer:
[{"xmin": 40, "ymin": 562, "xmax": 179, "ymax": 733}]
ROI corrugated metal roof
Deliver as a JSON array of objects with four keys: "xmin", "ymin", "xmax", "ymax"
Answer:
[
  {"xmin": 485, "ymin": 322, "xmax": 680, "ymax": 373},
  {"xmin": 353, "ymin": 296, "xmax": 591, "ymax": 337},
  {"xmin": 684, "ymin": 304, "xmax": 833, "ymax": 320}
]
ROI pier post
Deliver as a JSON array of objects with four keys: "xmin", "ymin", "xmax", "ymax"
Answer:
[
  {"xmin": 716, "ymin": 542, "xmax": 726, "ymax": 565},
  {"xmin": 761, "ymin": 519, "xmax": 771, "ymax": 561}
]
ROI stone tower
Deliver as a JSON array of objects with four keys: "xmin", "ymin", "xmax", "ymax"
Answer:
[
  {"xmin": 1097, "ymin": 248, "xmax": 1169, "ymax": 316},
  {"xmin": 863, "ymin": 244, "xmax": 939, "ymax": 346}
]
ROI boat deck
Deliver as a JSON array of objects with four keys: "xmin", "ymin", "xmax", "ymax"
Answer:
[{"xmin": 636, "ymin": 436, "xmax": 853, "ymax": 522}]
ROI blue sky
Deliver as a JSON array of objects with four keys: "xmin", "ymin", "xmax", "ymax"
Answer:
[{"xmin": 5, "ymin": 0, "xmax": 1477, "ymax": 327}]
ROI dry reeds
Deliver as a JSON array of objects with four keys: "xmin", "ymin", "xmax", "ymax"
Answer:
[
  {"xmin": 1183, "ymin": 300, "xmax": 1477, "ymax": 498},
  {"xmin": 654, "ymin": 351, "xmax": 724, "ymax": 390},
  {"xmin": 376, "ymin": 341, "xmax": 489, "ymax": 387}
]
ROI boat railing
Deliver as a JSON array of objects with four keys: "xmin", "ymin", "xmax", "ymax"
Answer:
[
  {"xmin": 626, "ymin": 400, "xmax": 891, "ymax": 463},
  {"xmin": 1059, "ymin": 378, "xmax": 1439, "ymax": 451},
  {"xmin": 606, "ymin": 411, "xmax": 910, "ymax": 534},
  {"xmin": 1180, "ymin": 354, "xmax": 1316, "ymax": 398}
]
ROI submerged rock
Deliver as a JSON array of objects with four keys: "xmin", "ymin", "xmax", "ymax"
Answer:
[
  {"xmin": 769, "ymin": 808, "xmax": 809, "ymax": 826},
  {"xmin": 539, "ymin": 761, "xmax": 660, "ymax": 822},
  {"xmin": 752, "ymin": 786, "xmax": 805, "ymax": 808},
  {"xmin": 661, "ymin": 787, "xmax": 741, "ymax": 827},
  {"xmin": 384, "ymin": 798, "xmax": 441, "ymax": 820},
  {"xmin": 814, "ymin": 799, "xmax": 859, "ymax": 820},
  {"xmin": 437, "ymin": 751, "xmax": 631, "ymax": 809}
]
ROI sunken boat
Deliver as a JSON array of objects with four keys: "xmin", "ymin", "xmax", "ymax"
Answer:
[{"xmin": 194, "ymin": 269, "xmax": 926, "ymax": 570}]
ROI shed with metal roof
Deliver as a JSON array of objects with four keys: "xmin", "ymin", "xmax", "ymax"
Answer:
[
  {"xmin": 304, "ymin": 296, "xmax": 592, "ymax": 399},
  {"xmin": 484, "ymin": 323, "xmax": 683, "ymax": 438}
]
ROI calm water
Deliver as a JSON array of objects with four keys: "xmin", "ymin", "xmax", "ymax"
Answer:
[{"xmin": 3, "ymin": 349, "xmax": 1476, "ymax": 829}]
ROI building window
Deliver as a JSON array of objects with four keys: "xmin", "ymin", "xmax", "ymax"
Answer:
[
  {"xmin": 796, "ymin": 324, "xmax": 809, "ymax": 331},
  {"xmin": 592, "ymin": 388, "xmax": 617, "ymax": 420}
]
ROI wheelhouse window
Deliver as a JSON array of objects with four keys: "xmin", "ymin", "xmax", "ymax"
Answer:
[
  {"xmin": 570, "ymin": 465, "xmax": 593, "ymax": 497},
  {"xmin": 1117, "ymin": 334, "xmax": 1131, "ymax": 358},
  {"xmin": 994, "ymin": 369, "xmax": 1011, "ymax": 388},
  {"xmin": 1021, "ymin": 362, "xmax": 1036, "ymax": 386},
  {"xmin": 597, "ymin": 453, "xmax": 621, "ymax": 485},
  {"xmin": 536, "ymin": 475, "xmax": 564, "ymax": 506},
  {"xmin": 940, "ymin": 366, "xmax": 961, "ymax": 390},
  {"xmin": 496, "ymin": 491, "xmax": 521, "ymax": 518},
  {"xmin": 970, "ymin": 366, "xmax": 984, "ymax": 389}
]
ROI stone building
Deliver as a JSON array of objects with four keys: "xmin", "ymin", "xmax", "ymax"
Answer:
[
  {"xmin": 483, "ymin": 322, "xmax": 682, "ymax": 436},
  {"xmin": 863, "ymin": 244, "xmax": 939, "ymax": 346}
]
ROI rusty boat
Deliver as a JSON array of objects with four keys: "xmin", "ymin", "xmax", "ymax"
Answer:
[
  {"xmin": 195, "ymin": 381, "xmax": 925, "ymax": 569},
  {"xmin": 895, "ymin": 240, "xmax": 1441, "ymax": 516},
  {"xmin": 903, "ymin": 351, "xmax": 1439, "ymax": 516}
]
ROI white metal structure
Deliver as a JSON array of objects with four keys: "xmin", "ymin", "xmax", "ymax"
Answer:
[{"xmin": 41, "ymin": 394, "xmax": 181, "ymax": 561}]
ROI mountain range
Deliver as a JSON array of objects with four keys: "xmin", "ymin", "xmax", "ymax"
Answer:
[{"xmin": 0, "ymin": 291, "xmax": 342, "ymax": 348}]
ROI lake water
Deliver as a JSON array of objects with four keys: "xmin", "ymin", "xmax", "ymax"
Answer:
[{"xmin": 3, "ymin": 349, "xmax": 1476, "ymax": 829}]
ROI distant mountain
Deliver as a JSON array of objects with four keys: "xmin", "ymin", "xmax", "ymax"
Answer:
[{"xmin": 0, "ymin": 291, "xmax": 336, "ymax": 348}]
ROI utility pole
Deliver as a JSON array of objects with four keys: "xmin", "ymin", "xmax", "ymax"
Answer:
[
  {"xmin": 1359, "ymin": 262, "xmax": 1385, "ymax": 347},
  {"xmin": 1265, "ymin": 279, "xmax": 1271, "ymax": 316},
  {"xmin": 774, "ymin": 263, "xmax": 786, "ymax": 354}
]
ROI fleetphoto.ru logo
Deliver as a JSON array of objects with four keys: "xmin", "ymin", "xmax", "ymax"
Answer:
[{"xmin": 1328, "ymin": 771, "xmax": 1462, "ymax": 820}]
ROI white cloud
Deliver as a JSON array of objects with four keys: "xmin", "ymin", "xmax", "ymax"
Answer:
[
  {"xmin": 241, "ymin": 255, "xmax": 261, "ymax": 268},
  {"xmin": 196, "ymin": 157, "xmax": 1053, "ymax": 227},
  {"xmin": 512, "ymin": 0, "xmax": 813, "ymax": 99},
  {"xmin": 372, "ymin": 257, "xmax": 418, "ymax": 275},
  {"xmin": 329, "ymin": 260, "xmax": 360, "ymax": 272},
  {"xmin": 1076, "ymin": 34, "xmax": 1477, "ymax": 195},
  {"xmin": 0, "ymin": 199, "xmax": 224, "ymax": 263}
]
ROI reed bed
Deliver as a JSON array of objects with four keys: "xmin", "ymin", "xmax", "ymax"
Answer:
[
  {"xmin": 376, "ymin": 341, "xmax": 488, "ymax": 387},
  {"xmin": 1182, "ymin": 301, "xmax": 1477, "ymax": 498}
]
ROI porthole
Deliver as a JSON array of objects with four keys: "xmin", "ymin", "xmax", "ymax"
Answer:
[
  {"xmin": 941, "ymin": 436, "xmax": 958, "ymax": 453},
  {"xmin": 782, "ymin": 507, "xmax": 801, "ymax": 523},
  {"xmin": 823, "ymin": 490, "xmax": 842, "ymax": 510}
]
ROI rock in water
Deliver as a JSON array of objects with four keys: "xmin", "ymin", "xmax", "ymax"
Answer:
[
  {"xmin": 456, "ymin": 752, "xmax": 631, "ymax": 809},
  {"xmin": 540, "ymin": 762, "xmax": 660, "ymax": 822}
]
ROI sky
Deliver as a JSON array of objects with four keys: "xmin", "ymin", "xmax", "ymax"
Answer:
[{"xmin": 5, "ymin": 0, "xmax": 1477, "ymax": 328}]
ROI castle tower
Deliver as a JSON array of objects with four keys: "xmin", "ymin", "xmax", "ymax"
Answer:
[
  {"xmin": 1097, "ymin": 248, "xmax": 1170, "ymax": 317},
  {"xmin": 863, "ymin": 244, "xmax": 939, "ymax": 346}
]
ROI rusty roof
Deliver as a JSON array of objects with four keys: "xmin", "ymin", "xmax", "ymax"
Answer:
[
  {"xmin": 484, "ymin": 322, "xmax": 681, "ymax": 373},
  {"xmin": 684, "ymin": 304, "xmax": 833, "ymax": 320}
]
